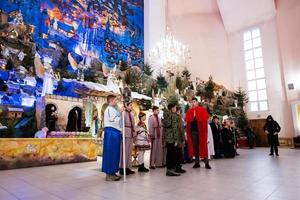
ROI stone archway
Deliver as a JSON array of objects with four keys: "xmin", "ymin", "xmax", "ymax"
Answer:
[
  {"xmin": 45, "ymin": 104, "xmax": 58, "ymax": 132},
  {"xmin": 66, "ymin": 106, "xmax": 82, "ymax": 132}
]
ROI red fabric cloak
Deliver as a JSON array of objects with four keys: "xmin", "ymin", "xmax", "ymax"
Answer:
[{"xmin": 185, "ymin": 106, "xmax": 209, "ymax": 159}]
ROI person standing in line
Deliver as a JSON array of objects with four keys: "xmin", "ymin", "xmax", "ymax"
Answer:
[
  {"xmin": 135, "ymin": 112, "xmax": 150, "ymax": 172},
  {"xmin": 120, "ymin": 101, "xmax": 136, "ymax": 175},
  {"xmin": 207, "ymin": 123, "xmax": 215, "ymax": 159},
  {"xmin": 185, "ymin": 98, "xmax": 211, "ymax": 169},
  {"xmin": 163, "ymin": 103, "xmax": 186, "ymax": 176},
  {"xmin": 102, "ymin": 95, "xmax": 122, "ymax": 181},
  {"xmin": 221, "ymin": 119, "xmax": 235, "ymax": 158},
  {"xmin": 230, "ymin": 119, "xmax": 240, "ymax": 156},
  {"xmin": 177, "ymin": 106, "xmax": 186, "ymax": 164},
  {"xmin": 264, "ymin": 115, "xmax": 281, "ymax": 156},
  {"xmin": 209, "ymin": 116, "xmax": 222, "ymax": 158},
  {"xmin": 148, "ymin": 106, "xmax": 165, "ymax": 169}
]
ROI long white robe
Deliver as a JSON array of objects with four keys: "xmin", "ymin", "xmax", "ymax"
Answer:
[{"xmin": 208, "ymin": 124, "xmax": 215, "ymax": 159}]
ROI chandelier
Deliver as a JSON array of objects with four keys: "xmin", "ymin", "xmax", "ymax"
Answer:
[{"xmin": 149, "ymin": 31, "xmax": 191, "ymax": 75}]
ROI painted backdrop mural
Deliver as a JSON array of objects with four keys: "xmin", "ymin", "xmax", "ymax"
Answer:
[
  {"xmin": 0, "ymin": 0, "xmax": 144, "ymax": 67},
  {"xmin": 0, "ymin": 0, "xmax": 144, "ymax": 138}
]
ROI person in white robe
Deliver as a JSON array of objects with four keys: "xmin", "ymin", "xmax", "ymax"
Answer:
[{"xmin": 207, "ymin": 124, "xmax": 215, "ymax": 159}]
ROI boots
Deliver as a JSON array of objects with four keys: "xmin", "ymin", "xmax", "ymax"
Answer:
[
  {"xmin": 166, "ymin": 169, "xmax": 180, "ymax": 176},
  {"xmin": 204, "ymin": 159, "xmax": 211, "ymax": 169},
  {"xmin": 138, "ymin": 163, "xmax": 149, "ymax": 172},
  {"xmin": 192, "ymin": 162, "xmax": 200, "ymax": 168},
  {"xmin": 106, "ymin": 174, "xmax": 121, "ymax": 181},
  {"xmin": 119, "ymin": 168, "xmax": 135, "ymax": 175}
]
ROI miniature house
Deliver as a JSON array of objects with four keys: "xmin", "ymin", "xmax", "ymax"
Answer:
[{"xmin": 7, "ymin": 107, "xmax": 24, "ymax": 119}]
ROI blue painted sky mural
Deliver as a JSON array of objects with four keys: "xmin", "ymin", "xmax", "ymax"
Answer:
[{"xmin": 0, "ymin": 0, "xmax": 144, "ymax": 67}]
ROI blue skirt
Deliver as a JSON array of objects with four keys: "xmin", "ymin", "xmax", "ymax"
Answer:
[{"xmin": 102, "ymin": 127, "xmax": 122, "ymax": 175}]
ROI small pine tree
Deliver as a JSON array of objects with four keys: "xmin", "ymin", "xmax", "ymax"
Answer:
[
  {"xmin": 142, "ymin": 63, "xmax": 153, "ymax": 76},
  {"xmin": 175, "ymin": 76, "xmax": 183, "ymax": 93},
  {"xmin": 182, "ymin": 69, "xmax": 191, "ymax": 80},
  {"xmin": 124, "ymin": 68, "xmax": 142, "ymax": 92},
  {"xmin": 204, "ymin": 75, "xmax": 215, "ymax": 102},
  {"xmin": 156, "ymin": 73, "xmax": 168, "ymax": 92},
  {"xmin": 236, "ymin": 110, "xmax": 249, "ymax": 134},
  {"xmin": 119, "ymin": 61, "xmax": 129, "ymax": 71},
  {"xmin": 234, "ymin": 87, "xmax": 249, "ymax": 110}
]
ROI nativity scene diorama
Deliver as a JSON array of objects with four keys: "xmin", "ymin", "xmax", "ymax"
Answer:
[{"xmin": 0, "ymin": 0, "xmax": 245, "ymax": 141}]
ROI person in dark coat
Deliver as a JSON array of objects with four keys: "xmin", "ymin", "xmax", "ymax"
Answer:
[
  {"xmin": 264, "ymin": 115, "xmax": 281, "ymax": 156},
  {"xmin": 221, "ymin": 120, "xmax": 235, "ymax": 158},
  {"xmin": 210, "ymin": 116, "xmax": 222, "ymax": 158}
]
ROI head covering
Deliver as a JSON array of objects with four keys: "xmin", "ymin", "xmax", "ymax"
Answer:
[
  {"xmin": 139, "ymin": 112, "xmax": 146, "ymax": 119},
  {"xmin": 266, "ymin": 115, "xmax": 274, "ymax": 122}
]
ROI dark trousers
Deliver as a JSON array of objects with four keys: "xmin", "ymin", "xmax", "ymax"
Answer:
[
  {"xmin": 166, "ymin": 143, "xmax": 181, "ymax": 170},
  {"xmin": 191, "ymin": 131, "xmax": 200, "ymax": 162},
  {"xmin": 270, "ymin": 145, "xmax": 278, "ymax": 155}
]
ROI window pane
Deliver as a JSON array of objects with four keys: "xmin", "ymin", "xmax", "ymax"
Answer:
[
  {"xmin": 259, "ymin": 101, "xmax": 268, "ymax": 111},
  {"xmin": 248, "ymin": 80, "xmax": 257, "ymax": 91},
  {"xmin": 254, "ymin": 48, "xmax": 262, "ymax": 58},
  {"xmin": 252, "ymin": 38, "xmax": 261, "ymax": 48},
  {"xmin": 252, "ymin": 29, "xmax": 260, "ymax": 38},
  {"xmin": 244, "ymin": 31, "xmax": 252, "ymax": 41},
  {"xmin": 246, "ymin": 60, "xmax": 255, "ymax": 70},
  {"xmin": 257, "ymin": 79, "xmax": 266, "ymax": 89},
  {"xmin": 250, "ymin": 102, "xmax": 258, "ymax": 112},
  {"xmin": 244, "ymin": 40, "xmax": 252, "ymax": 50},
  {"xmin": 249, "ymin": 91, "xmax": 258, "ymax": 101},
  {"xmin": 245, "ymin": 50, "xmax": 254, "ymax": 60},
  {"xmin": 247, "ymin": 70, "xmax": 256, "ymax": 80},
  {"xmin": 256, "ymin": 68, "xmax": 265, "ymax": 78},
  {"xmin": 258, "ymin": 89, "xmax": 267, "ymax": 100},
  {"xmin": 255, "ymin": 58, "xmax": 264, "ymax": 68}
]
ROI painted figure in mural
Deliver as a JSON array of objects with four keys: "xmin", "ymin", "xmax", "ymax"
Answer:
[
  {"xmin": 185, "ymin": 97, "xmax": 211, "ymax": 169},
  {"xmin": 135, "ymin": 112, "xmax": 150, "ymax": 173},
  {"xmin": 148, "ymin": 106, "xmax": 165, "ymax": 169},
  {"xmin": 42, "ymin": 68, "xmax": 55, "ymax": 97},
  {"xmin": 163, "ymin": 103, "xmax": 186, "ymax": 176},
  {"xmin": 264, "ymin": 115, "xmax": 281, "ymax": 156},
  {"xmin": 102, "ymin": 95, "xmax": 122, "ymax": 181},
  {"xmin": 120, "ymin": 100, "xmax": 136, "ymax": 175}
]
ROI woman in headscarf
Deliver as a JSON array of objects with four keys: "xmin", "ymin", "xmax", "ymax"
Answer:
[{"xmin": 263, "ymin": 115, "xmax": 281, "ymax": 156}]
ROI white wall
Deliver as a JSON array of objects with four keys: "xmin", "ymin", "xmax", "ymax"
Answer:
[
  {"xmin": 144, "ymin": 0, "xmax": 166, "ymax": 63},
  {"xmin": 167, "ymin": 11, "xmax": 233, "ymax": 89},
  {"xmin": 145, "ymin": 0, "xmax": 300, "ymax": 138},
  {"xmin": 228, "ymin": 19, "xmax": 293, "ymax": 138},
  {"xmin": 276, "ymin": 0, "xmax": 300, "ymax": 136}
]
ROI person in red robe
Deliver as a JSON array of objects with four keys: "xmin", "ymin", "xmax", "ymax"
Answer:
[{"xmin": 185, "ymin": 97, "xmax": 211, "ymax": 169}]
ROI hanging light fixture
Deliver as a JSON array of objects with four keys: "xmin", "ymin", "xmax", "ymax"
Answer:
[
  {"xmin": 149, "ymin": 31, "xmax": 191, "ymax": 75},
  {"xmin": 148, "ymin": 0, "xmax": 191, "ymax": 75}
]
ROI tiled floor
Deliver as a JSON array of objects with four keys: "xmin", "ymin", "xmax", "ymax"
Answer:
[{"xmin": 1, "ymin": 148, "xmax": 300, "ymax": 200}]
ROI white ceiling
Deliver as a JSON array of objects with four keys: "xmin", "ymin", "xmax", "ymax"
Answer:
[
  {"xmin": 167, "ymin": 0, "xmax": 219, "ymax": 17},
  {"xmin": 217, "ymin": 0, "xmax": 276, "ymax": 33},
  {"xmin": 167, "ymin": 0, "xmax": 277, "ymax": 33}
]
